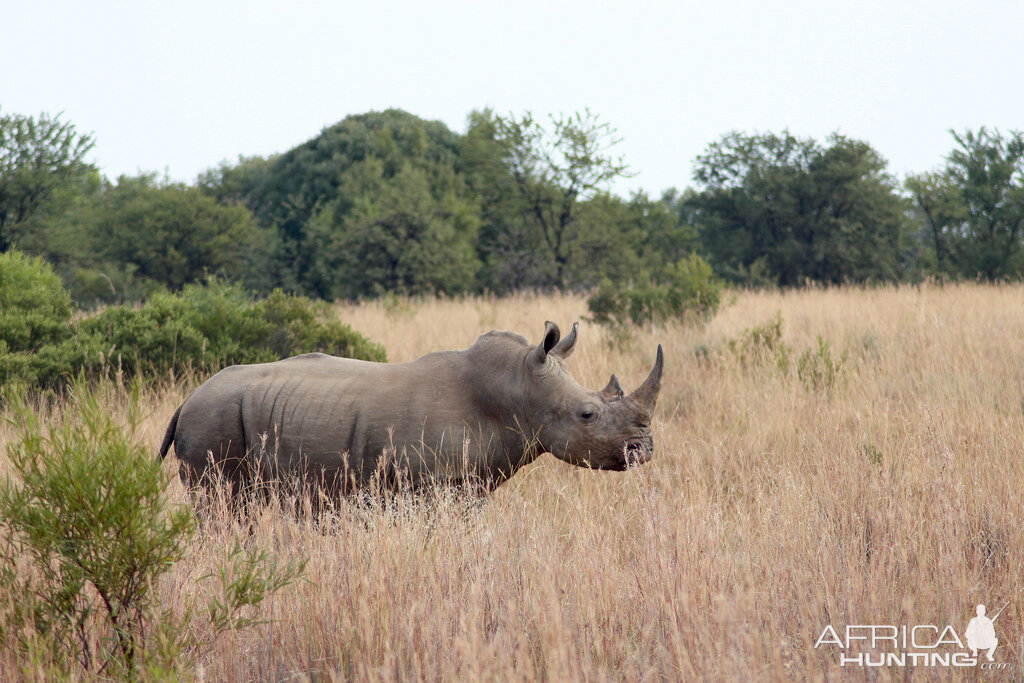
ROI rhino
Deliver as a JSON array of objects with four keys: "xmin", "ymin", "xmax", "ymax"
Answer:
[{"xmin": 159, "ymin": 322, "xmax": 663, "ymax": 497}]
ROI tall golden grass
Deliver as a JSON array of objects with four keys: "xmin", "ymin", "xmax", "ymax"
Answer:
[{"xmin": 3, "ymin": 283, "xmax": 1024, "ymax": 680}]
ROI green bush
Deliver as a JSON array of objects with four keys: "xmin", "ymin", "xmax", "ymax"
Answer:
[
  {"xmin": 0, "ymin": 381, "xmax": 305, "ymax": 677},
  {"xmin": 0, "ymin": 252, "xmax": 89, "ymax": 388},
  {"xmin": 797, "ymin": 335, "xmax": 847, "ymax": 392},
  {"xmin": 719, "ymin": 315, "xmax": 848, "ymax": 392},
  {"xmin": 587, "ymin": 253, "xmax": 722, "ymax": 330},
  {"xmin": 0, "ymin": 251, "xmax": 73, "ymax": 352},
  {"xmin": 0, "ymin": 383, "xmax": 193, "ymax": 676},
  {"xmin": 0, "ymin": 337, "xmax": 107, "ymax": 391},
  {"xmin": 0, "ymin": 251, "xmax": 386, "ymax": 391},
  {"xmin": 78, "ymin": 280, "xmax": 387, "ymax": 375},
  {"xmin": 725, "ymin": 311, "xmax": 791, "ymax": 372}
]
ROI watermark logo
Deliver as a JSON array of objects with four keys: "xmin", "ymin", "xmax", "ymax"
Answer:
[
  {"xmin": 815, "ymin": 601, "xmax": 1011, "ymax": 671},
  {"xmin": 965, "ymin": 603, "xmax": 1003, "ymax": 661}
]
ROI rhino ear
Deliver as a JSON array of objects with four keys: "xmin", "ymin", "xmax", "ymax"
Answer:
[
  {"xmin": 530, "ymin": 321, "xmax": 561, "ymax": 365},
  {"xmin": 550, "ymin": 322, "xmax": 578, "ymax": 359},
  {"xmin": 600, "ymin": 373, "xmax": 624, "ymax": 400}
]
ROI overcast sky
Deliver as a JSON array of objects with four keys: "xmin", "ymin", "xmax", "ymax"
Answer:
[{"xmin": 4, "ymin": 0, "xmax": 1022, "ymax": 196}]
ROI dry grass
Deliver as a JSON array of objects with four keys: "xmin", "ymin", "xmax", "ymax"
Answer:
[{"xmin": 3, "ymin": 283, "xmax": 1024, "ymax": 680}]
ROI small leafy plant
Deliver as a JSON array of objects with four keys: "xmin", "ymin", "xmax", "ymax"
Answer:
[
  {"xmin": 0, "ymin": 382, "xmax": 192, "ymax": 676},
  {"xmin": 725, "ymin": 311, "xmax": 791, "ymax": 373},
  {"xmin": 797, "ymin": 336, "xmax": 847, "ymax": 392},
  {"xmin": 0, "ymin": 381, "xmax": 305, "ymax": 678}
]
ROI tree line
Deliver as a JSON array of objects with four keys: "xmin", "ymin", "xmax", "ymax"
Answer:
[{"xmin": 2, "ymin": 106, "xmax": 1022, "ymax": 307}]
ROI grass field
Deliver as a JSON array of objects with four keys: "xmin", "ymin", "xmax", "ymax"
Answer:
[{"xmin": 3, "ymin": 283, "xmax": 1024, "ymax": 680}]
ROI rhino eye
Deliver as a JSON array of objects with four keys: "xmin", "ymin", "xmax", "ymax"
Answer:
[{"xmin": 580, "ymin": 407, "xmax": 597, "ymax": 422}]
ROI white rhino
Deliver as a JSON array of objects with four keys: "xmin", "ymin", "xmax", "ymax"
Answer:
[{"xmin": 160, "ymin": 322, "xmax": 663, "ymax": 497}]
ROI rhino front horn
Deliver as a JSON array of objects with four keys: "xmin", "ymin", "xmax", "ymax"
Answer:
[{"xmin": 630, "ymin": 345, "xmax": 664, "ymax": 411}]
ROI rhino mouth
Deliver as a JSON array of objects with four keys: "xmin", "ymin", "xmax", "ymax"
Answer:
[
  {"xmin": 621, "ymin": 438, "xmax": 653, "ymax": 469},
  {"xmin": 568, "ymin": 438, "xmax": 653, "ymax": 471}
]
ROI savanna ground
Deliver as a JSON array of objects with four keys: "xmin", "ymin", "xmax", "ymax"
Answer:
[{"xmin": 3, "ymin": 283, "xmax": 1024, "ymax": 681}]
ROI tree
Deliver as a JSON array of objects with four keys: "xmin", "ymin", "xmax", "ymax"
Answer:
[
  {"xmin": 907, "ymin": 128, "xmax": 1024, "ymax": 280},
  {"xmin": 459, "ymin": 109, "xmax": 548, "ymax": 293},
  {"xmin": 0, "ymin": 110, "xmax": 95, "ymax": 252},
  {"xmin": 197, "ymin": 154, "xmax": 274, "ymax": 207},
  {"xmin": 235, "ymin": 110, "xmax": 467, "ymax": 296},
  {"xmin": 629, "ymin": 189, "xmax": 700, "ymax": 275},
  {"xmin": 690, "ymin": 131, "xmax": 910, "ymax": 286},
  {"xmin": 307, "ymin": 159, "xmax": 480, "ymax": 299},
  {"xmin": 90, "ymin": 174, "xmax": 259, "ymax": 291},
  {"xmin": 491, "ymin": 109, "xmax": 632, "ymax": 289}
]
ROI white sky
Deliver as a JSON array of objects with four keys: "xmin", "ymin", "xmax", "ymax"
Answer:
[{"xmin": 4, "ymin": 0, "xmax": 1022, "ymax": 197}]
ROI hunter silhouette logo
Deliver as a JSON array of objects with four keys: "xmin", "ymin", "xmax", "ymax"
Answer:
[{"xmin": 965, "ymin": 602, "xmax": 1006, "ymax": 661}]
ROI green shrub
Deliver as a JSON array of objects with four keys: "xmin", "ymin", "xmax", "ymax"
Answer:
[
  {"xmin": 78, "ymin": 280, "xmax": 387, "ymax": 375},
  {"xmin": 250, "ymin": 288, "xmax": 388, "ymax": 362},
  {"xmin": 0, "ymin": 251, "xmax": 72, "ymax": 352},
  {"xmin": 797, "ymin": 335, "xmax": 847, "ymax": 392},
  {"xmin": 0, "ymin": 252, "xmax": 386, "ymax": 391},
  {"xmin": 587, "ymin": 253, "xmax": 723, "ymax": 330},
  {"xmin": 718, "ymin": 315, "xmax": 849, "ymax": 393},
  {"xmin": 0, "ymin": 336, "xmax": 106, "ymax": 391},
  {"xmin": 725, "ymin": 311, "xmax": 791, "ymax": 372},
  {"xmin": 0, "ymin": 252, "xmax": 88, "ymax": 388},
  {"xmin": 0, "ymin": 382, "xmax": 305, "ymax": 677},
  {"xmin": 0, "ymin": 382, "xmax": 191, "ymax": 675},
  {"xmin": 861, "ymin": 443, "xmax": 884, "ymax": 470}
]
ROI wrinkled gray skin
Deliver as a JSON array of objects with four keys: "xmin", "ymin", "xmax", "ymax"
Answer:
[{"xmin": 160, "ymin": 322, "xmax": 663, "ymax": 497}]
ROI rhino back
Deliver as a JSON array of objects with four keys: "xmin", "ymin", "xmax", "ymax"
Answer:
[{"xmin": 174, "ymin": 352, "xmax": 508, "ymax": 488}]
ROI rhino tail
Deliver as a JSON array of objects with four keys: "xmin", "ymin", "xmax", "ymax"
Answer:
[{"xmin": 159, "ymin": 404, "xmax": 183, "ymax": 461}]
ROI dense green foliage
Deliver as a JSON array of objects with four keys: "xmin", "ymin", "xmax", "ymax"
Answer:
[
  {"xmin": 3, "ymin": 107, "xmax": 1023, "ymax": 326},
  {"xmin": 0, "ymin": 251, "xmax": 72, "ymax": 352},
  {"xmin": 306, "ymin": 157, "xmax": 481, "ymax": 299},
  {"xmin": 0, "ymin": 109, "xmax": 96, "ymax": 253},
  {"xmin": 907, "ymin": 128, "xmax": 1024, "ymax": 280},
  {"xmin": 0, "ymin": 251, "xmax": 85, "ymax": 388},
  {"xmin": 484, "ymin": 109, "xmax": 632, "ymax": 289},
  {"xmin": 89, "ymin": 174, "xmax": 259, "ymax": 291},
  {"xmin": 205, "ymin": 110, "xmax": 478, "ymax": 298},
  {"xmin": 194, "ymin": 108, "xmax": 694, "ymax": 304},
  {"xmin": 0, "ymin": 254, "xmax": 385, "ymax": 391},
  {"xmin": 0, "ymin": 382, "xmax": 304, "ymax": 677},
  {"xmin": 78, "ymin": 280, "xmax": 387, "ymax": 376},
  {"xmin": 690, "ymin": 131, "xmax": 911, "ymax": 286},
  {"xmin": 37, "ymin": 173, "xmax": 265, "ymax": 306}
]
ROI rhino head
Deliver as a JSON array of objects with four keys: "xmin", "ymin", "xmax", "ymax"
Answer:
[{"xmin": 521, "ymin": 321, "xmax": 664, "ymax": 471}]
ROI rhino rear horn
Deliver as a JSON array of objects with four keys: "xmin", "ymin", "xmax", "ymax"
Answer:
[
  {"xmin": 629, "ymin": 345, "xmax": 664, "ymax": 412},
  {"xmin": 530, "ymin": 321, "xmax": 561, "ymax": 365},
  {"xmin": 601, "ymin": 374, "xmax": 624, "ymax": 400},
  {"xmin": 550, "ymin": 322, "xmax": 578, "ymax": 359}
]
